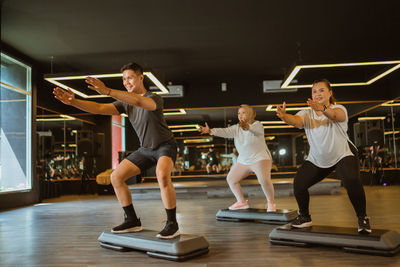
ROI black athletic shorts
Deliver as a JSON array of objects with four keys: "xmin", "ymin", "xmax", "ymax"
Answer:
[
  {"xmin": 125, "ymin": 139, "xmax": 177, "ymax": 173},
  {"xmin": 208, "ymin": 159, "xmax": 219, "ymax": 166}
]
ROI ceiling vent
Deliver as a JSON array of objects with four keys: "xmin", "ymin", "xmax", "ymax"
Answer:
[
  {"xmin": 150, "ymin": 85, "xmax": 184, "ymax": 98},
  {"xmin": 263, "ymin": 80, "xmax": 298, "ymax": 93}
]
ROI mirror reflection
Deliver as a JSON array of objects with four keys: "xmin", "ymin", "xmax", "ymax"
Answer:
[{"xmin": 36, "ymin": 99, "xmax": 399, "ymax": 184}]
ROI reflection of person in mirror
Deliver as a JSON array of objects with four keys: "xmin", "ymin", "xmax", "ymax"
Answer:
[
  {"xmin": 206, "ymin": 148, "xmax": 222, "ymax": 174},
  {"xmin": 174, "ymin": 153, "xmax": 184, "ymax": 175},
  {"xmin": 276, "ymin": 78, "xmax": 371, "ymax": 234},
  {"xmin": 221, "ymin": 147, "xmax": 238, "ymax": 171},
  {"xmin": 53, "ymin": 62, "xmax": 179, "ymax": 239},
  {"xmin": 199, "ymin": 104, "xmax": 276, "ymax": 212}
]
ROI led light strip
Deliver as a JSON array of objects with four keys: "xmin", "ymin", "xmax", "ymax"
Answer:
[
  {"xmin": 0, "ymin": 99, "xmax": 26, "ymax": 103},
  {"xmin": 169, "ymin": 124, "xmax": 199, "ymax": 128},
  {"xmin": 169, "ymin": 124, "xmax": 200, "ymax": 133},
  {"xmin": 171, "ymin": 128, "xmax": 200, "ymax": 133},
  {"xmin": 0, "ymin": 81, "xmax": 31, "ymax": 95},
  {"xmin": 36, "ymin": 114, "xmax": 76, "ymax": 122},
  {"xmin": 164, "ymin": 109, "xmax": 187, "ymax": 116},
  {"xmin": 183, "ymin": 138, "xmax": 211, "ymax": 144},
  {"xmin": 265, "ymin": 105, "xmax": 310, "ymax": 111},
  {"xmin": 384, "ymin": 131, "xmax": 399, "ymax": 135},
  {"xmin": 358, "ymin": 116, "xmax": 386, "ymax": 121},
  {"xmin": 120, "ymin": 109, "xmax": 186, "ymax": 117},
  {"xmin": 281, "ymin": 60, "xmax": 400, "ymax": 88},
  {"xmin": 382, "ymin": 101, "xmax": 400, "ymax": 107},
  {"xmin": 263, "ymin": 125, "xmax": 295, "ymax": 129},
  {"xmin": 260, "ymin": 121, "xmax": 286, "ymax": 124},
  {"xmin": 44, "ymin": 72, "xmax": 169, "ymax": 98}
]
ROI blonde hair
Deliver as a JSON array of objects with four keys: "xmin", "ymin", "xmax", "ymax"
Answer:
[{"xmin": 239, "ymin": 104, "xmax": 256, "ymax": 120}]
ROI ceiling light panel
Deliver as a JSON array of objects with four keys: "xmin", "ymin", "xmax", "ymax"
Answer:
[
  {"xmin": 45, "ymin": 72, "xmax": 169, "ymax": 99},
  {"xmin": 282, "ymin": 60, "xmax": 400, "ymax": 89}
]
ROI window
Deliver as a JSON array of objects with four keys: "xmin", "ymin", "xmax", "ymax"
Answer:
[{"xmin": 0, "ymin": 53, "xmax": 32, "ymax": 193}]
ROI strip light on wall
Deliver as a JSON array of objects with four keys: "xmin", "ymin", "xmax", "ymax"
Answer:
[
  {"xmin": 44, "ymin": 72, "xmax": 169, "ymax": 99},
  {"xmin": 36, "ymin": 114, "xmax": 76, "ymax": 122},
  {"xmin": 263, "ymin": 125, "xmax": 295, "ymax": 129},
  {"xmin": 183, "ymin": 138, "xmax": 211, "ymax": 144},
  {"xmin": 382, "ymin": 101, "xmax": 400, "ymax": 107},
  {"xmin": 120, "ymin": 109, "xmax": 186, "ymax": 117},
  {"xmin": 260, "ymin": 120, "xmax": 286, "ymax": 124},
  {"xmin": 358, "ymin": 116, "xmax": 386, "ymax": 121},
  {"xmin": 164, "ymin": 109, "xmax": 187, "ymax": 116},
  {"xmin": 169, "ymin": 124, "xmax": 200, "ymax": 133},
  {"xmin": 265, "ymin": 105, "xmax": 310, "ymax": 111},
  {"xmin": 384, "ymin": 131, "xmax": 399, "ymax": 135},
  {"xmin": 281, "ymin": 60, "xmax": 400, "ymax": 89},
  {"xmin": 1, "ymin": 81, "xmax": 31, "ymax": 95}
]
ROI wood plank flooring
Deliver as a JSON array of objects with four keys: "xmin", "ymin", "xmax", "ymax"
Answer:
[{"xmin": 1, "ymin": 186, "xmax": 400, "ymax": 266}]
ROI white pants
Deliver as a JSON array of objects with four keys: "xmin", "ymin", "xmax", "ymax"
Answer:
[{"xmin": 226, "ymin": 159, "xmax": 274, "ymax": 203}]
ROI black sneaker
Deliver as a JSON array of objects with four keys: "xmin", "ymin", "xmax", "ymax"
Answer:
[
  {"xmin": 291, "ymin": 214, "xmax": 312, "ymax": 228},
  {"xmin": 156, "ymin": 221, "xmax": 180, "ymax": 239},
  {"xmin": 358, "ymin": 216, "xmax": 372, "ymax": 234},
  {"xmin": 111, "ymin": 218, "xmax": 142, "ymax": 233}
]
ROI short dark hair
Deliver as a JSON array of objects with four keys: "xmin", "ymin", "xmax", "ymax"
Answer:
[
  {"xmin": 312, "ymin": 78, "xmax": 336, "ymax": 104},
  {"xmin": 120, "ymin": 62, "xmax": 143, "ymax": 75}
]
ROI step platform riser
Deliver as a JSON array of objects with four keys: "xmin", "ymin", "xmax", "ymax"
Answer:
[
  {"xmin": 216, "ymin": 208, "xmax": 298, "ymax": 224},
  {"xmin": 98, "ymin": 230, "xmax": 209, "ymax": 262},
  {"xmin": 269, "ymin": 224, "xmax": 400, "ymax": 256}
]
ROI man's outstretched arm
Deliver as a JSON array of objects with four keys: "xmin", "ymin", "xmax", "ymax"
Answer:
[
  {"xmin": 53, "ymin": 87, "xmax": 120, "ymax": 115},
  {"xmin": 85, "ymin": 77, "xmax": 157, "ymax": 111}
]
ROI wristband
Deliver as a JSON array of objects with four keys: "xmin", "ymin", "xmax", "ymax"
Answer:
[{"xmin": 322, "ymin": 105, "xmax": 328, "ymax": 113}]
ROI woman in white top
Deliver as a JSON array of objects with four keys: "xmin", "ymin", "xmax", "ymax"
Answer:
[
  {"xmin": 276, "ymin": 79, "xmax": 371, "ymax": 233},
  {"xmin": 199, "ymin": 105, "xmax": 276, "ymax": 212}
]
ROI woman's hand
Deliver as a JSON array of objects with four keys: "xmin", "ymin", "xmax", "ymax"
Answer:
[
  {"xmin": 307, "ymin": 98, "xmax": 324, "ymax": 112},
  {"xmin": 53, "ymin": 87, "xmax": 75, "ymax": 105},
  {"xmin": 85, "ymin": 76, "xmax": 110, "ymax": 95},
  {"xmin": 199, "ymin": 122, "xmax": 211, "ymax": 134},
  {"xmin": 276, "ymin": 102, "xmax": 287, "ymax": 119}
]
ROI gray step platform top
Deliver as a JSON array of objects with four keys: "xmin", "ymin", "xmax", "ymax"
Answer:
[
  {"xmin": 269, "ymin": 224, "xmax": 400, "ymax": 251},
  {"xmin": 216, "ymin": 208, "xmax": 298, "ymax": 222},
  {"xmin": 98, "ymin": 230, "xmax": 209, "ymax": 256}
]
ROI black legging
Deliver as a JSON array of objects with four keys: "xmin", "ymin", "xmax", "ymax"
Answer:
[{"xmin": 293, "ymin": 143, "xmax": 366, "ymax": 217}]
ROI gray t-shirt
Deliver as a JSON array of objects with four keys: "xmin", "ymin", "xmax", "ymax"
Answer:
[{"xmin": 112, "ymin": 91, "xmax": 173, "ymax": 149}]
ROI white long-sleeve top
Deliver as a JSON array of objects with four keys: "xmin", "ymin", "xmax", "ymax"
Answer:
[{"xmin": 210, "ymin": 121, "xmax": 271, "ymax": 165}]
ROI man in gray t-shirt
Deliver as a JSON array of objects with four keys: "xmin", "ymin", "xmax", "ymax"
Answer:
[
  {"xmin": 53, "ymin": 62, "xmax": 179, "ymax": 239},
  {"xmin": 113, "ymin": 91, "xmax": 173, "ymax": 149}
]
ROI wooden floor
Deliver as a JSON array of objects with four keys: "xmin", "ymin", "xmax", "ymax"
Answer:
[{"xmin": 1, "ymin": 186, "xmax": 400, "ymax": 266}]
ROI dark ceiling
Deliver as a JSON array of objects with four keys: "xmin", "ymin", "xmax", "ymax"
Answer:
[{"xmin": 2, "ymin": 0, "xmax": 400, "ymax": 130}]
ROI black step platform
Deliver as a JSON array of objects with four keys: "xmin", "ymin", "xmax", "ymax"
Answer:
[
  {"xmin": 216, "ymin": 208, "xmax": 298, "ymax": 224},
  {"xmin": 269, "ymin": 224, "xmax": 400, "ymax": 256},
  {"xmin": 98, "ymin": 230, "xmax": 209, "ymax": 261}
]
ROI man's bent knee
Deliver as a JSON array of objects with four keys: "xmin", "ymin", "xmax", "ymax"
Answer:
[
  {"xmin": 110, "ymin": 172, "xmax": 126, "ymax": 187},
  {"xmin": 156, "ymin": 172, "xmax": 171, "ymax": 188}
]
